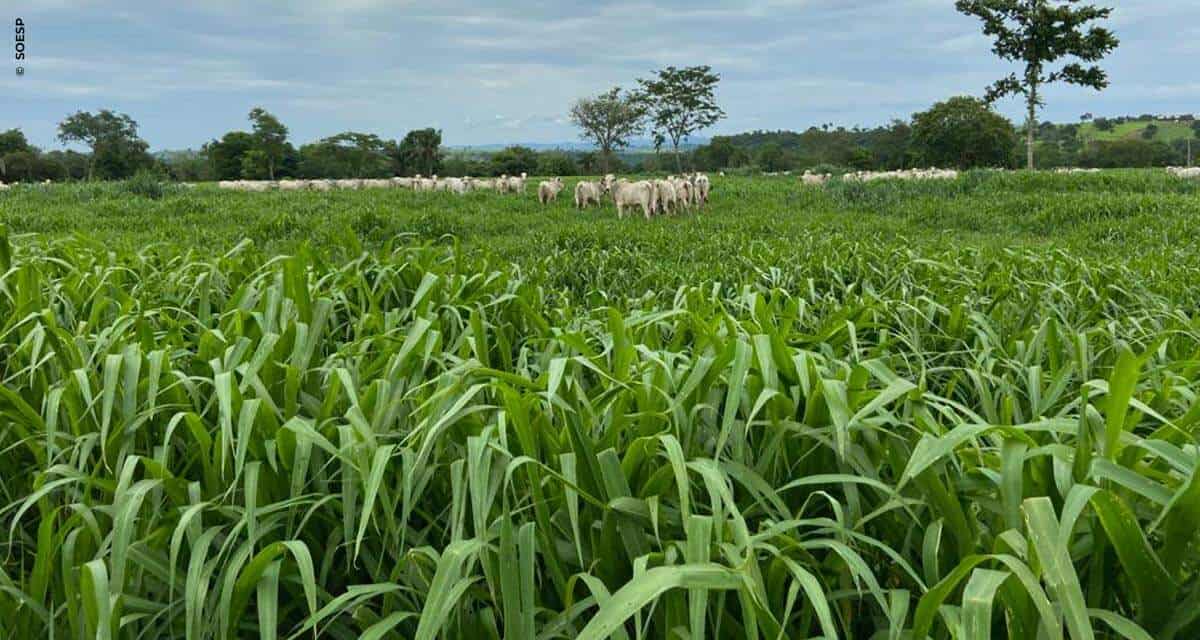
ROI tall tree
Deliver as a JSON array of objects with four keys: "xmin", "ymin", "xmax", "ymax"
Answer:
[
  {"xmin": 569, "ymin": 88, "xmax": 645, "ymax": 173},
  {"xmin": 57, "ymin": 110, "xmax": 150, "ymax": 180},
  {"xmin": 398, "ymin": 129, "xmax": 442, "ymax": 176},
  {"xmin": 636, "ymin": 66, "xmax": 726, "ymax": 172},
  {"xmin": 955, "ymin": 0, "xmax": 1119, "ymax": 170},
  {"xmin": 0, "ymin": 129, "xmax": 32, "ymax": 178},
  {"xmin": 911, "ymin": 96, "xmax": 1018, "ymax": 169},
  {"xmin": 203, "ymin": 131, "xmax": 256, "ymax": 180},
  {"xmin": 247, "ymin": 107, "xmax": 289, "ymax": 180}
]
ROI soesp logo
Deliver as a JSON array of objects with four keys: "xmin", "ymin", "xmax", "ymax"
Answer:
[{"xmin": 15, "ymin": 18, "xmax": 24, "ymax": 76}]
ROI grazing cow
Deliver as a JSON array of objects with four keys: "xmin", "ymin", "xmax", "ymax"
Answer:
[
  {"xmin": 278, "ymin": 180, "xmax": 308, "ymax": 191},
  {"xmin": 507, "ymin": 173, "xmax": 528, "ymax": 194},
  {"xmin": 612, "ymin": 179, "xmax": 656, "ymax": 219},
  {"xmin": 672, "ymin": 178, "xmax": 694, "ymax": 212},
  {"xmin": 310, "ymin": 179, "xmax": 334, "ymax": 191},
  {"xmin": 801, "ymin": 172, "xmax": 830, "ymax": 187},
  {"xmin": 693, "ymin": 173, "xmax": 711, "ymax": 205},
  {"xmin": 602, "ymin": 174, "xmax": 617, "ymax": 193},
  {"xmin": 653, "ymin": 179, "xmax": 678, "ymax": 216},
  {"xmin": 574, "ymin": 180, "xmax": 605, "ymax": 209},
  {"xmin": 392, "ymin": 177, "xmax": 415, "ymax": 189},
  {"xmin": 538, "ymin": 177, "xmax": 564, "ymax": 205}
]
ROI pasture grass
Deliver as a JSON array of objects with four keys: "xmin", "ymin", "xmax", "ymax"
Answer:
[{"xmin": 1, "ymin": 170, "xmax": 1199, "ymax": 638}]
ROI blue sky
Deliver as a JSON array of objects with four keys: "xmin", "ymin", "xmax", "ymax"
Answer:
[{"xmin": 2, "ymin": 1, "xmax": 1196, "ymax": 151}]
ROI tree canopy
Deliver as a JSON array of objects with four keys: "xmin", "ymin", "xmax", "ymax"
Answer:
[
  {"xmin": 911, "ymin": 96, "xmax": 1018, "ymax": 169},
  {"xmin": 636, "ymin": 65, "xmax": 726, "ymax": 171},
  {"xmin": 57, "ymin": 110, "xmax": 152, "ymax": 180},
  {"xmin": 569, "ymin": 88, "xmax": 644, "ymax": 173},
  {"xmin": 956, "ymin": 0, "xmax": 1119, "ymax": 169}
]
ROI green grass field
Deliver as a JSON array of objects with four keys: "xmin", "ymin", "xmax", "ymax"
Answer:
[
  {"xmin": 2, "ymin": 171, "xmax": 1200, "ymax": 639},
  {"xmin": 1080, "ymin": 118, "xmax": 1198, "ymax": 143}
]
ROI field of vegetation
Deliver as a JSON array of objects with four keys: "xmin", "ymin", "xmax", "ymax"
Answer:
[{"xmin": 2, "ymin": 170, "xmax": 1200, "ymax": 639}]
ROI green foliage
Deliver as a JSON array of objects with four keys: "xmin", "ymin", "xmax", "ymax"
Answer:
[
  {"xmin": 535, "ymin": 150, "xmax": 578, "ymax": 176},
  {"xmin": 204, "ymin": 131, "xmax": 257, "ymax": 180},
  {"xmin": 636, "ymin": 65, "xmax": 726, "ymax": 170},
  {"xmin": 569, "ymin": 88, "xmax": 645, "ymax": 173},
  {"xmin": 912, "ymin": 96, "xmax": 1018, "ymax": 169},
  {"xmin": 2, "ymin": 173, "xmax": 1200, "ymax": 638},
  {"xmin": 399, "ymin": 128, "xmax": 443, "ymax": 176},
  {"xmin": 299, "ymin": 132, "xmax": 396, "ymax": 179},
  {"xmin": 489, "ymin": 145, "xmax": 539, "ymax": 177},
  {"xmin": 56, "ymin": 109, "xmax": 153, "ymax": 180},
  {"xmin": 247, "ymin": 107, "xmax": 290, "ymax": 180},
  {"xmin": 956, "ymin": 0, "xmax": 1120, "ymax": 169},
  {"xmin": 121, "ymin": 168, "xmax": 171, "ymax": 199}
]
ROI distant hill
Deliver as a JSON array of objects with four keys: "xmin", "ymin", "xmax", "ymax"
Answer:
[{"xmin": 1079, "ymin": 118, "xmax": 1199, "ymax": 144}]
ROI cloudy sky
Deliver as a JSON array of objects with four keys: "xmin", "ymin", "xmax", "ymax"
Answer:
[{"xmin": 2, "ymin": 1, "xmax": 1196, "ymax": 151}]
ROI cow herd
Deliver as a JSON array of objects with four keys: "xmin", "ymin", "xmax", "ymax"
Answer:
[
  {"xmin": 546, "ymin": 173, "xmax": 712, "ymax": 219},
  {"xmin": 214, "ymin": 171, "xmax": 715, "ymax": 219}
]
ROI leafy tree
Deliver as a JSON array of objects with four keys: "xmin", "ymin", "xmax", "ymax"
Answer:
[
  {"xmin": 1094, "ymin": 117, "xmax": 1115, "ymax": 132},
  {"xmin": 1192, "ymin": 120, "xmax": 1200, "ymax": 137},
  {"xmin": 203, "ymin": 131, "xmax": 256, "ymax": 180},
  {"xmin": 300, "ymin": 132, "xmax": 394, "ymax": 178},
  {"xmin": 398, "ymin": 129, "xmax": 442, "ymax": 176},
  {"xmin": 636, "ymin": 65, "xmax": 726, "ymax": 172},
  {"xmin": 756, "ymin": 143, "xmax": 791, "ymax": 172},
  {"xmin": 1141, "ymin": 123, "xmax": 1159, "ymax": 140},
  {"xmin": 0, "ymin": 128, "xmax": 32, "ymax": 178},
  {"xmin": 536, "ymin": 151, "xmax": 578, "ymax": 177},
  {"xmin": 489, "ymin": 146, "xmax": 539, "ymax": 177},
  {"xmin": 41, "ymin": 150, "xmax": 89, "ymax": 181},
  {"xmin": 158, "ymin": 149, "xmax": 213, "ymax": 182},
  {"xmin": 569, "ymin": 88, "xmax": 645, "ymax": 173},
  {"xmin": 911, "ymin": 96, "xmax": 1018, "ymax": 169},
  {"xmin": 1079, "ymin": 139, "xmax": 1176, "ymax": 168},
  {"xmin": 848, "ymin": 148, "xmax": 876, "ymax": 170},
  {"xmin": 57, "ymin": 110, "xmax": 152, "ymax": 180},
  {"xmin": 247, "ymin": 107, "xmax": 289, "ymax": 180},
  {"xmin": 240, "ymin": 149, "xmax": 272, "ymax": 180},
  {"xmin": 956, "ymin": 0, "xmax": 1119, "ymax": 169}
]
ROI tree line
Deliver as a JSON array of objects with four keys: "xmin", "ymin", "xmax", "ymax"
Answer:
[{"xmin": 3, "ymin": 2, "xmax": 1178, "ymax": 182}]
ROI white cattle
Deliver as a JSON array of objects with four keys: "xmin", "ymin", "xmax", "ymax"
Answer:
[
  {"xmin": 574, "ymin": 180, "xmax": 606, "ymax": 209},
  {"xmin": 693, "ymin": 173, "xmax": 711, "ymax": 205},
  {"xmin": 672, "ymin": 178, "xmax": 694, "ymax": 212},
  {"xmin": 278, "ymin": 180, "xmax": 308, "ymax": 191},
  {"xmin": 1168, "ymin": 167, "xmax": 1200, "ymax": 179},
  {"xmin": 612, "ymin": 179, "xmax": 656, "ymax": 219},
  {"xmin": 801, "ymin": 171, "xmax": 831, "ymax": 187},
  {"xmin": 653, "ymin": 179, "xmax": 678, "ymax": 215},
  {"xmin": 507, "ymin": 172, "xmax": 527, "ymax": 194},
  {"xmin": 538, "ymin": 177, "xmax": 564, "ymax": 205}
]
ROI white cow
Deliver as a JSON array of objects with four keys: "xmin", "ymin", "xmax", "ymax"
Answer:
[
  {"xmin": 693, "ymin": 173, "xmax": 711, "ymax": 205},
  {"xmin": 612, "ymin": 179, "xmax": 656, "ymax": 219},
  {"xmin": 653, "ymin": 179, "xmax": 678, "ymax": 216},
  {"xmin": 507, "ymin": 172, "xmax": 528, "ymax": 194},
  {"xmin": 574, "ymin": 180, "xmax": 606, "ymax": 209},
  {"xmin": 672, "ymin": 178, "xmax": 694, "ymax": 212},
  {"xmin": 538, "ymin": 177, "xmax": 564, "ymax": 205}
]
